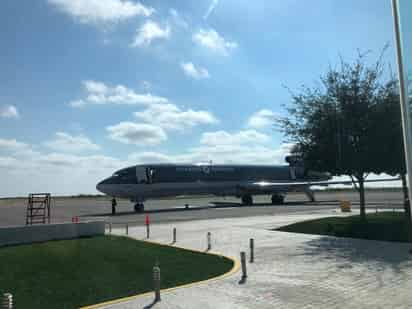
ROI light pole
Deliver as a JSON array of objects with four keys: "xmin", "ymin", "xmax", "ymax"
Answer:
[{"xmin": 392, "ymin": 0, "xmax": 412, "ymax": 220}]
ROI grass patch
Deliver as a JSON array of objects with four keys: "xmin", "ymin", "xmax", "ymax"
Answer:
[
  {"xmin": 0, "ymin": 236, "xmax": 233, "ymax": 309},
  {"xmin": 276, "ymin": 212, "xmax": 412, "ymax": 243}
]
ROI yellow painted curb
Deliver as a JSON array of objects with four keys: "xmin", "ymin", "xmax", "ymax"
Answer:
[{"xmin": 80, "ymin": 236, "xmax": 240, "ymax": 309}]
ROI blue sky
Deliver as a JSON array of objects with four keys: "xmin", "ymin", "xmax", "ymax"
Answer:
[
  {"xmin": 399, "ymin": 0, "xmax": 412, "ymax": 84},
  {"xmin": 0, "ymin": 0, "xmax": 400, "ymax": 196}
]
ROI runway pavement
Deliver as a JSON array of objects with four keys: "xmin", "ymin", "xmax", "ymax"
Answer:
[{"xmin": 0, "ymin": 190, "xmax": 404, "ymax": 227}]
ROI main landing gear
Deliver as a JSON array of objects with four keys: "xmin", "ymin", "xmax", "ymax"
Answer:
[
  {"xmin": 111, "ymin": 198, "xmax": 117, "ymax": 215},
  {"xmin": 241, "ymin": 195, "xmax": 253, "ymax": 206},
  {"xmin": 271, "ymin": 194, "xmax": 285, "ymax": 205},
  {"xmin": 134, "ymin": 202, "xmax": 145, "ymax": 212}
]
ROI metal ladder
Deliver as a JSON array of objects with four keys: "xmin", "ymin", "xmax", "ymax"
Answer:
[{"xmin": 26, "ymin": 193, "xmax": 51, "ymax": 225}]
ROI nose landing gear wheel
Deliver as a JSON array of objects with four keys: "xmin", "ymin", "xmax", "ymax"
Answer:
[
  {"xmin": 134, "ymin": 203, "xmax": 144, "ymax": 212},
  {"xmin": 271, "ymin": 194, "xmax": 284, "ymax": 205},
  {"xmin": 241, "ymin": 195, "xmax": 253, "ymax": 206}
]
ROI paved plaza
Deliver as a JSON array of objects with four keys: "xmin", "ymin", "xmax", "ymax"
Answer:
[{"xmin": 101, "ymin": 209, "xmax": 412, "ymax": 308}]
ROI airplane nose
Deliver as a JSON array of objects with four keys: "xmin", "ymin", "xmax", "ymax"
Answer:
[
  {"xmin": 96, "ymin": 178, "xmax": 110, "ymax": 194},
  {"xmin": 96, "ymin": 180, "xmax": 103, "ymax": 193}
]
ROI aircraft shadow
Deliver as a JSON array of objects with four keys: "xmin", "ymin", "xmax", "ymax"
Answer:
[{"xmin": 84, "ymin": 200, "xmax": 326, "ymax": 218}]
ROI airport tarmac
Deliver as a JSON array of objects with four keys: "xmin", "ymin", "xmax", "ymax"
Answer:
[{"xmin": 0, "ymin": 190, "xmax": 404, "ymax": 227}]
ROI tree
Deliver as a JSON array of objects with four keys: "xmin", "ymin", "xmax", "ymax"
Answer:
[
  {"xmin": 281, "ymin": 51, "xmax": 401, "ymax": 221},
  {"xmin": 370, "ymin": 78, "xmax": 410, "ymax": 220}
]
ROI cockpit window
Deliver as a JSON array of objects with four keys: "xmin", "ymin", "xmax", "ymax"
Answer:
[{"xmin": 111, "ymin": 167, "xmax": 137, "ymax": 184}]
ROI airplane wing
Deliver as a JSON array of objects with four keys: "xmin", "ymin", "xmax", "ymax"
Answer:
[{"xmin": 242, "ymin": 178, "xmax": 400, "ymax": 191}]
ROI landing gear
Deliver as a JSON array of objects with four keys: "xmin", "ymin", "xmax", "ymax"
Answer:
[
  {"xmin": 134, "ymin": 203, "xmax": 144, "ymax": 212},
  {"xmin": 271, "ymin": 194, "xmax": 284, "ymax": 205},
  {"xmin": 111, "ymin": 198, "xmax": 117, "ymax": 215},
  {"xmin": 241, "ymin": 195, "xmax": 253, "ymax": 206},
  {"xmin": 304, "ymin": 187, "xmax": 316, "ymax": 202}
]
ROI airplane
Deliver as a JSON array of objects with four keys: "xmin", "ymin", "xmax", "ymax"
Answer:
[{"xmin": 96, "ymin": 156, "xmax": 398, "ymax": 212}]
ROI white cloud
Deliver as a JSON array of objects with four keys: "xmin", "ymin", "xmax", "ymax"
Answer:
[
  {"xmin": 134, "ymin": 103, "xmax": 218, "ymax": 131},
  {"xmin": 193, "ymin": 28, "xmax": 237, "ymax": 56},
  {"xmin": 48, "ymin": 0, "xmax": 154, "ymax": 24},
  {"xmin": 186, "ymin": 143, "xmax": 293, "ymax": 165},
  {"xmin": 127, "ymin": 142, "xmax": 295, "ymax": 165},
  {"xmin": 107, "ymin": 122, "xmax": 167, "ymax": 145},
  {"xmin": 0, "ymin": 105, "xmax": 19, "ymax": 119},
  {"xmin": 126, "ymin": 129, "xmax": 291, "ymax": 165},
  {"xmin": 181, "ymin": 62, "xmax": 210, "ymax": 79},
  {"xmin": 69, "ymin": 80, "xmax": 168, "ymax": 108},
  {"xmin": 44, "ymin": 132, "xmax": 101, "ymax": 153},
  {"xmin": 84, "ymin": 80, "xmax": 108, "ymax": 93},
  {"xmin": 0, "ymin": 138, "xmax": 30, "ymax": 153},
  {"xmin": 0, "ymin": 134, "xmax": 401, "ymax": 196},
  {"xmin": 69, "ymin": 100, "xmax": 87, "ymax": 108},
  {"xmin": 169, "ymin": 9, "xmax": 188, "ymax": 29},
  {"xmin": 128, "ymin": 151, "xmax": 173, "ymax": 163},
  {"xmin": 204, "ymin": 0, "xmax": 219, "ymax": 20},
  {"xmin": 200, "ymin": 130, "xmax": 270, "ymax": 146},
  {"xmin": 0, "ymin": 156, "xmax": 19, "ymax": 168},
  {"xmin": 247, "ymin": 109, "xmax": 279, "ymax": 129},
  {"xmin": 131, "ymin": 20, "xmax": 170, "ymax": 47},
  {"xmin": 0, "ymin": 137, "xmax": 127, "ymax": 196}
]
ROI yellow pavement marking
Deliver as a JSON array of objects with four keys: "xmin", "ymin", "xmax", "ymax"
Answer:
[{"xmin": 80, "ymin": 236, "xmax": 240, "ymax": 309}]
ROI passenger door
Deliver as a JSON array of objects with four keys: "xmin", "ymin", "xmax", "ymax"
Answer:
[{"xmin": 136, "ymin": 167, "xmax": 147, "ymax": 184}]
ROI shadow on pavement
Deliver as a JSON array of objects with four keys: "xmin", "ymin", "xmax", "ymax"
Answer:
[
  {"xmin": 143, "ymin": 300, "xmax": 157, "ymax": 308},
  {"xmin": 296, "ymin": 236, "xmax": 412, "ymax": 275}
]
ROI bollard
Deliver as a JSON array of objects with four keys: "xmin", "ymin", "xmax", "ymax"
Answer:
[
  {"xmin": 153, "ymin": 266, "xmax": 161, "ymax": 302},
  {"xmin": 375, "ymin": 206, "xmax": 378, "ymax": 214},
  {"xmin": 126, "ymin": 223, "xmax": 129, "ymax": 235},
  {"xmin": 240, "ymin": 251, "xmax": 247, "ymax": 281},
  {"xmin": 146, "ymin": 215, "xmax": 150, "ymax": 239},
  {"xmin": 249, "ymin": 238, "xmax": 254, "ymax": 263},
  {"xmin": 2, "ymin": 293, "xmax": 13, "ymax": 309},
  {"xmin": 173, "ymin": 227, "xmax": 176, "ymax": 243},
  {"xmin": 109, "ymin": 222, "xmax": 112, "ymax": 234},
  {"xmin": 207, "ymin": 232, "xmax": 211, "ymax": 251}
]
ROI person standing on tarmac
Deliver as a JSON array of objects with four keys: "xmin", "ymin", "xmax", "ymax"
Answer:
[{"xmin": 111, "ymin": 198, "xmax": 117, "ymax": 215}]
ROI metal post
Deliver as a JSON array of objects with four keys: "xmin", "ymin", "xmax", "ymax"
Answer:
[
  {"xmin": 126, "ymin": 223, "xmax": 128, "ymax": 235},
  {"xmin": 109, "ymin": 222, "xmax": 112, "ymax": 234},
  {"xmin": 153, "ymin": 266, "xmax": 161, "ymax": 302},
  {"xmin": 240, "ymin": 251, "xmax": 247, "ymax": 281},
  {"xmin": 173, "ymin": 228, "xmax": 176, "ymax": 243},
  {"xmin": 392, "ymin": 0, "xmax": 412, "ymax": 221},
  {"xmin": 249, "ymin": 238, "xmax": 254, "ymax": 263},
  {"xmin": 207, "ymin": 232, "xmax": 211, "ymax": 251},
  {"xmin": 146, "ymin": 224, "xmax": 150, "ymax": 239},
  {"xmin": 2, "ymin": 293, "xmax": 13, "ymax": 309}
]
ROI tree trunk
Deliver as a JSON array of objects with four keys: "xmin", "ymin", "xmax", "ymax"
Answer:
[
  {"xmin": 401, "ymin": 173, "xmax": 411, "ymax": 222},
  {"xmin": 358, "ymin": 176, "xmax": 366, "ymax": 221}
]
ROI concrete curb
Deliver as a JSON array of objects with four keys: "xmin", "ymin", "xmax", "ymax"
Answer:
[{"xmin": 80, "ymin": 236, "xmax": 240, "ymax": 309}]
